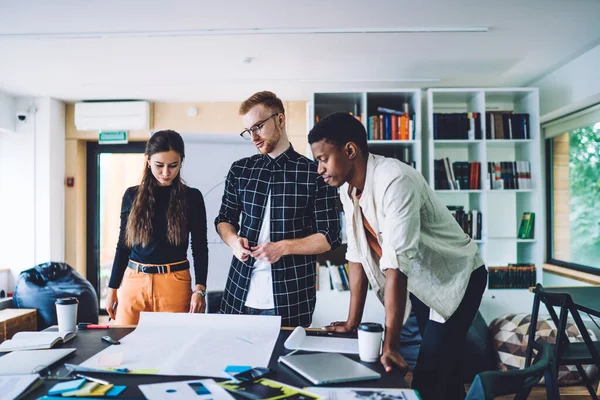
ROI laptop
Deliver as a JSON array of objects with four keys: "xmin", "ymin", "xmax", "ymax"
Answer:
[{"xmin": 278, "ymin": 352, "xmax": 381, "ymax": 385}]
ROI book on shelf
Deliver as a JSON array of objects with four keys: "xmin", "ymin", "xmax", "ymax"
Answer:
[
  {"xmin": 434, "ymin": 158, "xmax": 481, "ymax": 190},
  {"xmin": 517, "ymin": 212, "xmax": 535, "ymax": 239},
  {"xmin": 0, "ymin": 331, "xmax": 77, "ymax": 352},
  {"xmin": 316, "ymin": 261, "xmax": 353, "ymax": 291},
  {"xmin": 487, "ymin": 161, "xmax": 531, "ymax": 190},
  {"xmin": 433, "ymin": 112, "xmax": 482, "ymax": 140},
  {"xmin": 367, "ymin": 105, "xmax": 414, "ymax": 141},
  {"xmin": 485, "ymin": 111, "xmax": 530, "ymax": 140},
  {"xmin": 488, "ymin": 264, "xmax": 537, "ymax": 289},
  {"xmin": 447, "ymin": 206, "xmax": 482, "ymax": 240}
]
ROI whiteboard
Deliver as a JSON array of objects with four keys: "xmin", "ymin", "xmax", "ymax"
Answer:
[{"xmin": 180, "ymin": 134, "xmax": 256, "ymax": 291}]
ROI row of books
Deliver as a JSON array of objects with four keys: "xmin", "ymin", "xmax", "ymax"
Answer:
[
  {"xmin": 448, "ymin": 206, "xmax": 483, "ymax": 240},
  {"xmin": 488, "ymin": 161, "xmax": 532, "ymax": 190},
  {"xmin": 316, "ymin": 261, "xmax": 351, "ymax": 292},
  {"xmin": 432, "ymin": 111, "xmax": 530, "ymax": 140},
  {"xmin": 517, "ymin": 212, "xmax": 535, "ymax": 239},
  {"xmin": 434, "ymin": 159, "xmax": 481, "ymax": 190},
  {"xmin": 433, "ymin": 112, "xmax": 483, "ymax": 140},
  {"xmin": 488, "ymin": 264, "xmax": 537, "ymax": 289},
  {"xmin": 367, "ymin": 109, "xmax": 415, "ymax": 141},
  {"xmin": 486, "ymin": 111, "xmax": 530, "ymax": 140}
]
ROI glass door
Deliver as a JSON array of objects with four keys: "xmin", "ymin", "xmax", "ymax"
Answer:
[{"xmin": 87, "ymin": 142, "xmax": 146, "ymax": 310}]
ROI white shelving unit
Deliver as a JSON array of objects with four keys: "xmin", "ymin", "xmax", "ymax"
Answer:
[
  {"xmin": 307, "ymin": 88, "xmax": 544, "ymax": 326},
  {"xmin": 309, "ymin": 89, "xmax": 422, "ymax": 172},
  {"xmin": 308, "ymin": 89, "xmax": 422, "ymax": 327},
  {"xmin": 426, "ymin": 88, "xmax": 543, "ymax": 323}
]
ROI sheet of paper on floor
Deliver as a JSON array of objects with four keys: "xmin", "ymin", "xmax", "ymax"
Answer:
[{"xmin": 78, "ymin": 312, "xmax": 281, "ymax": 378}]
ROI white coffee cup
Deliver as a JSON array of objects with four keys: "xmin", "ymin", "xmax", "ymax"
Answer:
[
  {"xmin": 357, "ymin": 322, "xmax": 384, "ymax": 362},
  {"xmin": 56, "ymin": 297, "xmax": 79, "ymax": 332}
]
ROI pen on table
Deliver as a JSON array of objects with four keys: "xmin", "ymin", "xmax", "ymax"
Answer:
[
  {"xmin": 75, "ymin": 374, "xmax": 111, "ymax": 386},
  {"xmin": 78, "ymin": 323, "xmax": 109, "ymax": 329}
]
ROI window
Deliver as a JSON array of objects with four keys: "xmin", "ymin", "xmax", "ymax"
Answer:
[{"xmin": 546, "ymin": 106, "xmax": 600, "ymax": 272}]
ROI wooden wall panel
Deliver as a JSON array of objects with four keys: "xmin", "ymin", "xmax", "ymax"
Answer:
[{"xmin": 552, "ymin": 132, "xmax": 570, "ymax": 261}]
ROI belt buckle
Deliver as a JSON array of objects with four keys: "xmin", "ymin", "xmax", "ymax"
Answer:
[{"xmin": 140, "ymin": 265, "xmax": 151, "ymax": 274}]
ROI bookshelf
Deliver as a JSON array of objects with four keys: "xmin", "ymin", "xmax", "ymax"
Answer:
[
  {"xmin": 426, "ymin": 88, "xmax": 543, "ymax": 322},
  {"xmin": 307, "ymin": 88, "xmax": 543, "ymax": 326},
  {"xmin": 309, "ymin": 90, "xmax": 422, "ymax": 172},
  {"xmin": 308, "ymin": 90, "xmax": 421, "ymax": 327}
]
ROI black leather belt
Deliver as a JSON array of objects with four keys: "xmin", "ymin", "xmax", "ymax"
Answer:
[{"xmin": 127, "ymin": 260, "xmax": 189, "ymax": 274}]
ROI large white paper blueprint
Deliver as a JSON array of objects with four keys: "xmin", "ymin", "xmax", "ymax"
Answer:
[
  {"xmin": 79, "ymin": 312, "xmax": 281, "ymax": 378},
  {"xmin": 284, "ymin": 327, "xmax": 358, "ymax": 354}
]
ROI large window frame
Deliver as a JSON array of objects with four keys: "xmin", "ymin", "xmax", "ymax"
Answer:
[{"xmin": 545, "ymin": 104, "xmax": 600, "ymax": 275}]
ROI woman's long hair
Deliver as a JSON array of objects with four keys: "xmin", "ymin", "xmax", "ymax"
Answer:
[{"xmin": 125, "ymin": 130, "xmax": 187, "ymax": 247}]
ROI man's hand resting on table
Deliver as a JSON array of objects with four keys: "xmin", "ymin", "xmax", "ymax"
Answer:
[
  {"xmin": 381, "ymin": 347, "xmax": 410, "ymax": 374},
  {"xmin": 322, "ymin": 320, "xmax": 357, "ymax": 333}
]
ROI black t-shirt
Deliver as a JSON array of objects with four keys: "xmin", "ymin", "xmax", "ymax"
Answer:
[{"xmin": 108, "ymin": 184, "xmax": 208, "ymax": 289}]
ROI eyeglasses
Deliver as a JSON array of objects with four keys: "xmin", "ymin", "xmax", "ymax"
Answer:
[{"xmin": 240, "ymin": 113, "xmax": 279, "ymax": 140}]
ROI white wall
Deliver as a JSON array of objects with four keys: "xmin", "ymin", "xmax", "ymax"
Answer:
[
  {"xmin": 0, "ymin": 91, "xmax": 16, "ymax": 133},
  {"xmin": 34, "ymin": 98, "xmax": 66, "ymax": 265},
  {"xmin": 532, "ymin": 44, "xmax": 600, "ymax": 122},
  {"xmin": 0, "ymin": 96, "xmax": 65, "ymax": 291}
]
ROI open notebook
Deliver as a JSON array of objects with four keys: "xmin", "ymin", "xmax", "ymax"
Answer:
[{"xmin": 0, "ymin": 331, "xmax": 77, "ymax": 352}]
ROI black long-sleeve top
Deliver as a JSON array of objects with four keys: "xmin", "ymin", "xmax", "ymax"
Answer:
[{"xmin": 108, "ymin": 184, "xmax": 208, "ymax": 289}]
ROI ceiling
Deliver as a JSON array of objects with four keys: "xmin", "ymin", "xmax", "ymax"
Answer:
[{"xmin": 1, "ymin": 0, "xmax": 600, "ymax": 102}]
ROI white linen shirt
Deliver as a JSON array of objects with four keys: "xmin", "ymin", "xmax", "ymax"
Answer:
[{"xmin": 340, "ymin": 154, "xmax": 484, "ymax": 321}]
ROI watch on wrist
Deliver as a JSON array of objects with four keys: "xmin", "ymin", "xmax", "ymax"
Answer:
[{"xmin": 193, "ymin": 289, "xmax": 206, "ymax": 297}]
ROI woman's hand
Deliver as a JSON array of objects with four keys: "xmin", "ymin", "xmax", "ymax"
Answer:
[
  {"xmin": 189, "ymin": 291, "xmax": 206, "ymax": 313},
  {"xmin": 106, "ymin": 288, "xmax": 118, "ymax": 320}
]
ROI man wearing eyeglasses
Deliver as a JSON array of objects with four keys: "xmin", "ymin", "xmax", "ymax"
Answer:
[{"xmin": 215, "ymin": 91, "xmax": 341, "ymax": 327}]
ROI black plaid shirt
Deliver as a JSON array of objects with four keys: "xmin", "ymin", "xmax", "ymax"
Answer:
[{"xmin": 215, "ymin": 145, "xmax": 340, "ymax": 327}]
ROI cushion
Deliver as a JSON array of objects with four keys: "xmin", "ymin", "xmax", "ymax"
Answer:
[
  {"xmin": 13, "ymin": 262, "xmax": 99, "ymax": 329},
  {"xmin": 489, "ymin": 313, "xmax": 598, "ymax": 385}
]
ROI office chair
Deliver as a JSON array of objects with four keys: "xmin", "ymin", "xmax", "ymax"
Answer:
[
  {"xmin": 205, "ymin": 291, "xmax": 223, "ymax": 313},
  {"xmin": 465, "ymin": 342, "xmax": 554, "ymax": 400},
  {"xmin": 525, "ymin": 283, "xmax": 600, "ymax": 399}
]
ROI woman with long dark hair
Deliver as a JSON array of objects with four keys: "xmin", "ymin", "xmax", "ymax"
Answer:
[{"xmin": 106, "ymin": 130, "xmax": 208, "ymax": 325}]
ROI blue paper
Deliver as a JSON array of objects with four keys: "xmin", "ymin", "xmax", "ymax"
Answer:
[
  {"xmin": 48, "ymin": 378, "xmax": 86, "ymax": 395},
  {"xmin": 105, "ymin": 385, "xmax": 126, "ymax": 396},
  {"xmin": 224, "ymin": 365, "xmax": 251, "ymax": 374}
]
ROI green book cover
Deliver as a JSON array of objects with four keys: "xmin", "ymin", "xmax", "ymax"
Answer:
[{"xmin": 517, "ymin": 212, "xmax": 531, "ymax": 239}]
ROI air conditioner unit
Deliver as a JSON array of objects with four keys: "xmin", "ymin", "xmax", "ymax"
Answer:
[{"xmin": 74, "ymin": 101, "xmax": 150, "ymax": 131}]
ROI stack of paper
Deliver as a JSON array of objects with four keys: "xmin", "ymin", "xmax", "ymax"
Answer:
[{"xmin": 78, "ymin": 312, "xmax": 282, "ymax": 378}]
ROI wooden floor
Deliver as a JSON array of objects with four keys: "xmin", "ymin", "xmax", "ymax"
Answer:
[{"xmin": 404, "ymin": 372, "xmax": 598, "ymax": 399}]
